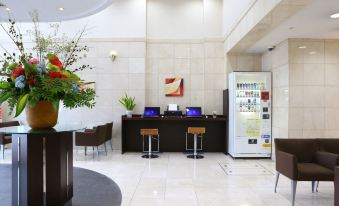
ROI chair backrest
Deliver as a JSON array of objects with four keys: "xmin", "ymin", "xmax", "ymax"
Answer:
[
  {"xmin": 275, "ymin": 138, "xmax": 318, "ymax": 163},
  {"xmin": 0, "ymin": 121, "xmax": 20, "ymax": 128},
  {"xmin": 318, "ymin": 139, "xmax": 339, "ymax": 154},
  {"xmin": 105, "ymin": 122, "xmax": 113, "ymax": 141},
  {"xmin": 95, "ymin": 125, "xmax": 107, "ymax": 144}
]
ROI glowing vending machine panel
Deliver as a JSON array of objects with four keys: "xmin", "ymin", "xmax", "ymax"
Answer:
[{"xmin": 228, "ymin": 72, "xmax": 272, "ymax": 158}]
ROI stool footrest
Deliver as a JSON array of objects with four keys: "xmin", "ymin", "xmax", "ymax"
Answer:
[
  {"xmin": 187, "ymin": 154, "xmax": 204, "ymax": 159},
  {"xmin": 142, "ymin": 154, "xmax": 159, "ymax": 159}
]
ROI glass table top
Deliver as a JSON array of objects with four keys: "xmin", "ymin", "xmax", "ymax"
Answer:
[{"xmin": 0, "ymin": 124, "xmax": 87, "ymax": 134}]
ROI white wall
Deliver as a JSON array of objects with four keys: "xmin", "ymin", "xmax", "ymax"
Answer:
[
  {"xmin": 203, "ymin": 0, "xmax": 223, "ymax": 38},
  {"xmin": 147, "ymin": 0, "xmax": 223, "ymax": 39},
  {"xmin": 0, "ymin": 0, "xmax": 147, "ymax": 40},
  {"xmin": 59, "ymin": 0, "xmax": 146, "ymax": 38},
  {"xmin": 222, "ymin": 0, "xmax": 254, "ymax": 37},
  {"xmin": 147, "ymin": 0, "xmax": 204, "ymax": 39}
]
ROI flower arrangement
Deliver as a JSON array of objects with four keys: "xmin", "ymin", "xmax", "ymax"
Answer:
[{"xmin": 0, "ymin": 16, "xmax": 95, "ymax": 118}]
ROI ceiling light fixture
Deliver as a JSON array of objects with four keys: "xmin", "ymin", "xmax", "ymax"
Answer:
[
  {"xmin": 59, "ymin": 7, "xmax": 64, "ymax": 11},
  {"xmin": 298, "ymin": 46, "xmax": 307, "ymax": 49},
  {"xmin": 330, "ymin": 13, "xmax": 339, "ymax": 19},
  {"xmin": 309, "ymin": 51, "xmax": 317, "ymax": 55},
  {"xmin": 5, "ymin": 7, "xmax": 10, "ymax": 11}
]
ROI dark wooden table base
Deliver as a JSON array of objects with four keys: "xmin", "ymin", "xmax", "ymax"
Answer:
[{"xmin": 12, "ymin": 132, "xmax": 73, "ymax": 206}]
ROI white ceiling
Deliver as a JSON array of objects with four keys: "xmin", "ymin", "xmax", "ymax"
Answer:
[
  {"xmin": 247, "ymin": 0, "xmax": 339, "ymax": 53},
  {"xmin": 0, "ymin": 0, "xmax": 113, "ymax": 22}
]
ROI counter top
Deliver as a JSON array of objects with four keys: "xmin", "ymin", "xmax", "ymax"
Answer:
[{"xmin": 122, "ymin": 115, "xmax": 226, "ymax": 121}]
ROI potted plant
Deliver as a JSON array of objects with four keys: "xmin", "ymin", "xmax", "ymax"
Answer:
[
  {"xmin": 0, "ymin": 16, "xmax": 96, "ymax": 129},
  {"xmin": 119, "ymin": 93, "xmax": 136, "ymax": 118}
]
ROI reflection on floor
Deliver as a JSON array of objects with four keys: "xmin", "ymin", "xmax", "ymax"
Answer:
[{"xmin": 0, "ymin": 148, "xmax": 334, "ymax": 206}]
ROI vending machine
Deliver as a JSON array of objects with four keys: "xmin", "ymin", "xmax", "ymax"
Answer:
[{"xmin": 228, "ymin": 72, "xmax": 272, "ymax": 158}]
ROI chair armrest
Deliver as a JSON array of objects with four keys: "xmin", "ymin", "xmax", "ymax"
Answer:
[
  {"xmin": 84, "ymin": 129, "xmax": 95, "ymax": 133},
  {"xmin": 276, "ymin": 150, "xmax": 298, "ymax": 179},
  {"xmin": 316, "ymin": 151, "xmax": 339, "ymax": 170},
  {"xmin": 75, "ymin": 132, "xmax": 95, "ymax": 145}
]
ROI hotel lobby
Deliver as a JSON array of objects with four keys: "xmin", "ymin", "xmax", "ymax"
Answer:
[{"xmin": 0, "ymin": 0, "xmax": 339, "ymax": 206}]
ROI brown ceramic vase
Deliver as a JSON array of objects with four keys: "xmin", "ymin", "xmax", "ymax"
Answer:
[{"xmin": 25, "ymin": 100, "xmax": 58, "ymax": 129}]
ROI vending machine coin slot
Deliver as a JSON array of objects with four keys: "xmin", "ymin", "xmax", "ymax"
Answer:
[
  {"xmin": 262, "ymin": 114, "xmax": 270, "ymax": 119},
  {"xmin": 248, "ymin": 139, "xmax": 257, "ymax": 144}
]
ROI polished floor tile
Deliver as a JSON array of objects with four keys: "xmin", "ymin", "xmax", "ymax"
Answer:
[{"xmin": 0, "ymin": 148, "xmax": 335, "ymax": 206}]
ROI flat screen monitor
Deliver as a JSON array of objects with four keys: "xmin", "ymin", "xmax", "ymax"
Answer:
[
  {"xmin": 186, "ymin": 107, "xmax": 202, "ymax": 117},
  {"xmin": 143, "ymin": 107, "xmax": 160, "ymax": 117}
]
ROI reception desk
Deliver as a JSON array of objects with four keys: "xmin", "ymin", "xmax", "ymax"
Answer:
[{"xmin": 121, "ymin": 115, "xmax": 227, "ymax": 154}]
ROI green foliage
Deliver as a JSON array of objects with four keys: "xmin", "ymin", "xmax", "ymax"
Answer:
[
  {"xmin": 119, "ymin": 93, "xmax": 136, "ymax": 111},
  {"xmin": 15, "ymin": 93, "xmax": 29, "ymax": 117}
]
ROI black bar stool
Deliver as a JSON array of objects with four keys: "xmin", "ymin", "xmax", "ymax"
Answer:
[
  {"xmin": 140, "ymin": 129, "xmax": 159, "ymax": 158},
  {"xmin": 186, "ymin": 127, "xmax": 205, "ymax": 159}
]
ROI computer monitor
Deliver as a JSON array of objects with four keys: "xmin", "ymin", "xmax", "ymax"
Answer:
[
  {"xmin": 143, "ymin": 107, "xmax": 160, "ymax": 117},
  {"xmin": 185, "ymin": 107, "xmax": 202, "ymax": 117}
]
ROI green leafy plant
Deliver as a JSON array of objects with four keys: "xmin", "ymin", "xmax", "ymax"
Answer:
[
  {"xmin": 119, "ymin": 93, "xmax": 136, "ymax": 111},
  {"xmin": 0, "ymin": 16, "xmax": 96, "ymax": 117}
]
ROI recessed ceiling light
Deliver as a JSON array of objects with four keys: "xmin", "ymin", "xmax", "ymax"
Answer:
[
  {"xmin": 330, "ymin": 13, "xmax": 339, "ymax": 19},
  {"xmin": 6, "ymin": 7, "xmax": 10, "ymax": 11},
  {"xmin": 309, "ymin": 51, "xmax": 317, "ymax": 55},
  {"xmin": 298, "ymin": 46, "xmax": 307, "ymax": 49},
  {"xmin": 59, "ymin": 7, "xmax": 64, "ymax": 11}
]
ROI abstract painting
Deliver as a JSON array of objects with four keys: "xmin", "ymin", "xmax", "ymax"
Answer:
[{"xmin": 165, "ymin": 78, "xmax": 184, "ymax": 96}]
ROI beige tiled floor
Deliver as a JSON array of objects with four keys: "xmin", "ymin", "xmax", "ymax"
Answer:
[{"xmin": 0, "ymin": 148, "xmax": 335, "ymax": 206}]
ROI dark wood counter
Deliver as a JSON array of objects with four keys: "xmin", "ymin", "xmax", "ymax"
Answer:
[{"xmin": 121, "ymin": 115, "xmax": 227, "ymax": 154}]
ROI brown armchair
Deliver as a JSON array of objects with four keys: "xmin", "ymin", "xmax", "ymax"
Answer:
[
  {"xmin": 75, "ymin": 124, "xmax": 107, "ymax": 159},
  {"xmin": 275, "ymin": 138, "xmax": 339, "ymax": 206},
  {"xmin": 0, "ymin": 121, "xmax": 20, "ymax": 159}
]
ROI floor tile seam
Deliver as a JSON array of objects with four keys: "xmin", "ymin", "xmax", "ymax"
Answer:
[
  {"xmin": 128, "ymin": 160, "xmax": 148, "ymax": 206},
  {"xmin": 162, "ymin": 153, "xmax": 170, "ymax": 206}
]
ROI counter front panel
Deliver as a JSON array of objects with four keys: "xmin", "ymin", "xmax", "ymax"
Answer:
[{"xmin": 121, "ymin": 115, "xmax": 227, "ymax": 154}]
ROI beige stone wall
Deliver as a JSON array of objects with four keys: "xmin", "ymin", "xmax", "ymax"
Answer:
[
  {"xmin": 288, "ymin": 39, "xmax": 339, "ymax": 138},
  {"xmin": 145, "ymin": 40, "xmax": 226, "ymax": 114},
  {"xmin": 262, "ymin": 40, "xmax": 289, "ymax": 139}
]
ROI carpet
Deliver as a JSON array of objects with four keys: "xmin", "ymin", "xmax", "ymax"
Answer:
[{"xmin": 0, "ymin": 164, "xmax": 122, "ymax": 206}]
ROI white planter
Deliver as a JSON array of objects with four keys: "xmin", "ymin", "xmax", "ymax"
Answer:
[{"xmin": 126, "ymin": 110, "xmax": 133, "ymax": 118}]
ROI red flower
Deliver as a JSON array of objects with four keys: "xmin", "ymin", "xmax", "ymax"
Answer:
[
  {"xmin": 49, "ymin": 72, "xmax": 68, "ymax": 79},
  {"xmin": 12, "ymin": 67, "xmax": 25, "ymax": 79},
  {"xmin": 28, "ymin": 79, "xmax": 36, "ymax": 86},
  {"xmin": 47, "ymin": 54, "xmax": 63, "ymax": 70}
]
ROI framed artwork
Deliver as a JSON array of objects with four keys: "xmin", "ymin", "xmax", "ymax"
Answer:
[
  {"xmin": 165, "ymin": 78, "xmax": 184, "ymax": 96},
  {"xmin": 80, "ymin": 82, "xmax": 96, "ymax": 91}
]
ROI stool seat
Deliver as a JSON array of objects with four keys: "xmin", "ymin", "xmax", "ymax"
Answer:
[
  {"xmin": 188, "ymin": 127, "xmax": 205, "ymax": 135},
  {"xmin": 141, "ymin": 129, "xmax": 159, "ymax": 136}
]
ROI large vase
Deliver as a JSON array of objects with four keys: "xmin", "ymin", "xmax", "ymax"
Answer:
[{"xmin": 25, "ymin": 100, "xmax": 58, "ymax": 129}]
